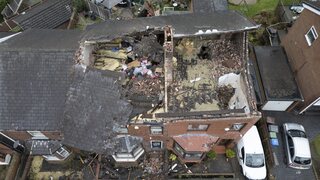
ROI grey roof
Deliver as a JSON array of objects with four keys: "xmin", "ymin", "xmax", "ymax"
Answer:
[
  {"xmin": 84, "ymin": 10, "xmax": 258, "ymax": 41},
  {"xmin": 12, "ymin": 0, "xmax": 72, "ymax": 30},
  {"xmin": 192, "ymin": 0, "xmax": 228, "ymax": 13},
  {"xmin": 0, "ymin": 50, "xmax": 74, "ymax": 131},
  {"xmin": 304, "ymin": 1, "xmax": 320, "ymax": 11},
  {"xmin": 0, "ymin": 29, "xmax": 82, "ymax": 50},
  {"xmin": 114, "ymin": 135, "xmax": 143, "ymax": 153},
  {"xmin": 0, "ymin": 32, "xmax": 15, "ymax": 38},
  {"xmin": 253, "ymin": 46, "xmax": 303, "ymax": 101},
  {"xmin": 62, "ymin": 65, "xmax": 132, "ymax": 154},
  {"xmin": 0, "ymin": 29, "xmax": 82, "ymax": 131},
  {"xmin": 101, "ymin": 0, "xmax": 122, "ymax": 9},
  {"xmin": 25, "ymin": 140, "xmax": 62, "ymax": 155}
]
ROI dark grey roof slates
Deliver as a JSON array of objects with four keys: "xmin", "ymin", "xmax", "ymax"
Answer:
[
  {"xmin": 253, "ymin": 46, "xmax": 303, "ymax": 101},
  {"xmin": 0, "ymin": 29, "xmax": 82, "ymax": 131},
  {"xmin": 62, "ymin": 66, "xmax": 132, "ymax": 154},
  {"xmin": 12, "ymin": 0, "xmax": 72, "ymax": 29},
  {"xmin": 0, "ymin": 50, "xmax": 74, "ymax": 131}
]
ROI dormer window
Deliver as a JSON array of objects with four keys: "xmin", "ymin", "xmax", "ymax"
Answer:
[{"xmin": 305, "ymin": 26, "xmax": 318, "ymax": 46}]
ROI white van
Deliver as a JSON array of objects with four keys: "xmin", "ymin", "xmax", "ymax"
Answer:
[{"xmin": 236, "ymin": 125, "xmax": 267, "ymax": 180}]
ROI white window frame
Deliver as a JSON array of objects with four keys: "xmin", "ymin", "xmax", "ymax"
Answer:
[
  {"xmin": 305, "ymin": 26, "xmax": 318, "ymax": 46},
  {"xmin": 187, "ymin": 124, "xmax": 209, "ymax": 131},
  {"xmin": 27, "ymin": 131, "xmax": 48, "ymax": 139},
  {"xmin": 150, "ymin": 141, "xmax": 163, "ymax": 149},
  {"xmin": 231, "ymin": 123, "xmax": 245, "ymax": 131},
  {"xmin": 150, "ymin": 126, "xmax": 163, "ymax": 135},
  {"xmin": 0, "ymin": 154, "xmax": 11, "ymax": 165},
  {"xmin": 56, "ymin": 146, "xmax": 70, "ymax": 159}
]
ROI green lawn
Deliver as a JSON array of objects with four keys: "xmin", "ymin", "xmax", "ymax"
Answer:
[
  {"xmin": 313, "ymin": 135, "xmax": 320, "ymax": 158},
  {"xmin": 229, "ymin": 0, "xmax": 302, "ymax": 18}
]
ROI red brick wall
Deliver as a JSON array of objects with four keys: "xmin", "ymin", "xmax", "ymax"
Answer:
[
  {"xmin": 0, "ymin": 144, "xmax": 13, "ymax": 155},
  {"xmin": 282, "ymin": 9, "xmax": 320, "ymax": 111},
  {"xmin": 128, "ymin": 115, "xmax": 260, "ymax": 155}
]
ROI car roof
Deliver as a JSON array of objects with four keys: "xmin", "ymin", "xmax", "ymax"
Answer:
[
  {"xmin": 285, "ymin": 123, "xmax": 305, "ymax": 132},
  {"xmin": 242, "ymin": 126, "xmax": 264, "ymax": 154},
  {"xmin": 292, "ymin": 137, "xmax": 311, "ymax": 158}
]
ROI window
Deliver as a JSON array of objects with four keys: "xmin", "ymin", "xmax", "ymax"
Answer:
[
  {"xmin": 113, "ymin": 126, "xmax": 128, "ymax": 134},
  {"xmin": 174, "ymin": 143, "xmax": 203, "ymax": 160},
  {"xmin": 185, "ymin": 152, "xmax": 203, "ymax": 159},
  {"xmin": 150, "ymin": 126, "xmax": 163, "ymax": 135},
  {"xmin": 56, "ymin": 147, "xmax": 70, "ymax": 159},
  {"xmin": 151, "ymin": 141, "xmax": 163, "ymax": 149},
  {"xmin": 174, "ymin": 143, "xmax": 185, "ymax": 156},
  {"xmin": 230, "ymin": 123, "xmax": 245, "ymax": 131},
  {"xmin": 187, "ymin": 124, "xmax": 209, "ymax": 131},
  {"xmin": 305, "ymin": 26, "xmax": 318, "ymax": 46},
  {"xmin": 27, "ymin": 131, "xmax": 48, "ymax": 139}
]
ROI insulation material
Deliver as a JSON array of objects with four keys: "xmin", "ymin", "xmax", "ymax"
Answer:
[{"xmin": 218, "ymin": 73, "xmax": 250, "ymax": 114}]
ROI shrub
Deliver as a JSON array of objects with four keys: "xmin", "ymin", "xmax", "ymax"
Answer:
[
  {"xmin": 225, "ymin": 148, "xmax": 236, "ymax": 158},
  {"xmin": 72, "ymin": 0, "xmax": 88, "ymax": 13},
  {"xmin": 169, "ymin": 153, "xmax": 177, "ymax": 161},
  {"xmin": 207, "ymin": 150, "xmax": 216, "ymax": 160}
]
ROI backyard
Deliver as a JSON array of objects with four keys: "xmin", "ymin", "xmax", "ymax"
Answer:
[{"xmin": 229, "ymin": 0, "xmax": 302, "ymax": 45}]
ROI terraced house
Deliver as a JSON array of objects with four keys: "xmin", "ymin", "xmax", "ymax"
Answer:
[{"xmin": 0, "ymin": 10, "xmax": 260, "ymax": 166}]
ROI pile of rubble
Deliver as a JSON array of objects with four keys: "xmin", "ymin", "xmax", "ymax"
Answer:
[
  {"xmin": 92, "ymin": 34, "xmax": 164, "ymax": 99},
  {"xmin": 141, "ymin": 152, "xmax": 164, "ymax": 175},
  {"xmin": 168, "ymin": 38, "xmax": 242, "ymax": 112}
]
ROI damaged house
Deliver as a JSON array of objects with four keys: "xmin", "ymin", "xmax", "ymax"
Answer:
[
  {"xmin": 82, "ymin": 11, "xmax": 261, "ymax": 163},
  {"xmin": 0, "ymin": 10, "xmax": 260, "ymax": 167}
]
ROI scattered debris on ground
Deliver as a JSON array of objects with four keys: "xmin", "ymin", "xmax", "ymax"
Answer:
[
  {"xmin": 89, "ymin": 31, "xmax": 248, "ymax": 117},
  {"xmin": 168, "ymin": 38, "xmax": 243, "ymax": 112},
  {"xmin": 92, "ymin": 33, "xmax": 165, "ymax": 110}
]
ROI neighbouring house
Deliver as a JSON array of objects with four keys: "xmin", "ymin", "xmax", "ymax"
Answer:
[
  {"xmin": 0, "ymin": 28, "xmax": 134, "ymax": 165},
  {"xmin": 82, "ymin": 11, "xmax": 261, "ymax": 163},
  {"xmin": 0, "ymin": 0, "xmax": 72, "ymax": 32},
  {"xmin": 0, "ymin": 29, "xmax": 82, "ymax": 163},
  {"xmin": 0, "ymin": 10, "xmax": 261, "ymax": 166},
  {"xmin": 87, "ymin": 0, "xmax": 228, "ymax": 20},
  {"xmin": 281, "ymin": 1, "xmax": 320, "ymax": 114}
]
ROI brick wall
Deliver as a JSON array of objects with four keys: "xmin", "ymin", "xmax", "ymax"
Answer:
[
  {"xmin": 128, "ymin": 115, "xmax": 260, "ymax": 155},
  {"xmin": 282, "ymin": 8, "xmax": 320, "ymax": 111}
]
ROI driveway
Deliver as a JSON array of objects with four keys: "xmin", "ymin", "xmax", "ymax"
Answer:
[{"xmin": 263, "ymin": 111, "xmax": 318, "ymax": 180}]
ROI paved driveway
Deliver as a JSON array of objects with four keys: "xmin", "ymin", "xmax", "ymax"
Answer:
[{"xmin": 263, "ymin": 111, "xmax": 318, "ymax": 180}]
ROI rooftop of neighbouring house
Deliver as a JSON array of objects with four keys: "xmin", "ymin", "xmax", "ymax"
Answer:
[{"xmin": 303, "ymin": 1, "xmax": 320, "ymax": 10}]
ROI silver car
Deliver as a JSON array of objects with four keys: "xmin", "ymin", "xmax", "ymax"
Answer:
[{"xmin": 283, "ymin": 123, "xmax": 312, "ymax": 169}]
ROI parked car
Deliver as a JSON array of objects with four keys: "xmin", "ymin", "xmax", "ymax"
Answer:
[
  {"xmin": 237, "ymin": 126, "xmax": 267, "ymax": 180},
  {"xmin": 283, "ymin": 123, "xmax": 312, "ymax": 169}
]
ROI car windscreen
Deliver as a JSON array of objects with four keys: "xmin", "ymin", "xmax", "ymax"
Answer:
[
  {"xmin": 245, "ymin": 153, "xmax": 264, "ymax": 168},
  {"xmin": 288, "ymin": 130, "xmax": 306, "ymax": 138},
  {"xmin": 294, "ymin": 156, "xmax": 311, "ymax": 165}
]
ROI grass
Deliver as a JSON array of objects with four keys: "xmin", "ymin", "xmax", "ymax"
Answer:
[
  {"xmin": 229, "ymin": 0, "xmax": 302, "ymax": 18},
  {"xmin": 229, "ymin": 0, "xmax": 280, "ymax": 18},
  {"xmin": 312, "ymin": 135, "xmax": 320, "ymax": 158}
]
